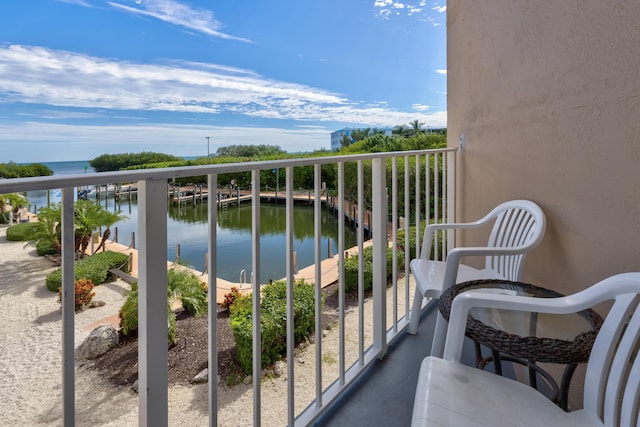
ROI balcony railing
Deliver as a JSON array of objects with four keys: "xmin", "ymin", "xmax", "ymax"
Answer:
[{"xmin": 0, "ymin": 148, "xmax": 456, "ymax": 426}]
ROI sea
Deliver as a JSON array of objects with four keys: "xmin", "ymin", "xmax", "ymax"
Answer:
[{"xmin": 22, "ymin": 160, "xmax": 355, "ymax": 283}]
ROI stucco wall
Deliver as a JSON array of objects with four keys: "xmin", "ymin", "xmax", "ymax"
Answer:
[{"xmin": 448, "ymin": 0, "xmax": 640, "ymax": 294}]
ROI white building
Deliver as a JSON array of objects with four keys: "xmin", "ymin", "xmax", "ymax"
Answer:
[{"xmin": 330, "ymin": 127, "xmax": 393, "ymax": 151}]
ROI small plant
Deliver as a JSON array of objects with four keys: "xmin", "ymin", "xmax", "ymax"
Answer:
[
  {"xmin": 58, "ymin": 278, "xmax": 96, "ymax": 311},
  {"xmin": 343, "ymin": 245, "xmax": 404, "ymax": 292},
  {"xmin": 229, "ymin": 279, "xmax": 317, "ymax": 374},
  {"xmin": 118, "ymin": 269, "xmax": 207, "ymax": 345},
  {"xmin": 119, "ymin": 282, "xmax": 139, "ymax": 336},
  {"xmin": 168, "ymin": 268, "xmax": 207, "ymax": 316},
  {"xmin": 35, "ymin": 239, "xmax": 57, "ymax": 256},
  {"xmin": 322, "ymin": 351, "xmax": 337, "ymax": 365},
  {"xmin": 221, "ymin": 286, "xmax": 241, "ymax": 311}
]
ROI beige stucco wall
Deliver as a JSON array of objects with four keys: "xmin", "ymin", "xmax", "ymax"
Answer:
[{"xmin": 448, "ymin": 0, "xmax": 640, "ymax": 295}]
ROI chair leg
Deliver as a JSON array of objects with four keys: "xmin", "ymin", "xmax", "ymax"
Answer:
[
  {"xmin": 408, "ymin": 286, "xmax": 424, "ymax": 334},
  {"xmin": 430, "ymin": 309, "xmax": 447, "ymax": 357}
]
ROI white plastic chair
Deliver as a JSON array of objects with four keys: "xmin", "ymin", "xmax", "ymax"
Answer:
[
  {"xmin": 411, "ymin": 272, "xmax": 640, "ymax": 427},
  {"xmin": 408, "ymin": 199, "xmax": 546, "ymax": 357}
]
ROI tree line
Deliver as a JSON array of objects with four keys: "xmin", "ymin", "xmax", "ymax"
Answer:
[{"xmin": 0, "ymin": 162, "xmax": 53, "ymax": 179}]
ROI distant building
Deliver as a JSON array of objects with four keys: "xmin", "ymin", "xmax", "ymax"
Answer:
[{"xmin": 330, "ymin": 127, "xmax": 393, "ymax": 151}]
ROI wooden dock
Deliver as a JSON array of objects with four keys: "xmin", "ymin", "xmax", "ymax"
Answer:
[{"xmin": 91, "ymin": 234, "xmax": 372, "ymax": 304}]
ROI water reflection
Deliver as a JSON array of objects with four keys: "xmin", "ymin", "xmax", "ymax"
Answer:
[{"xmin": 26, "ymin": 193, "xmax": 357, "ymax": 283}]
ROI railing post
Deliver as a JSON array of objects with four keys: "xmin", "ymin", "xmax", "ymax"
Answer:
[
  {"xmin": 337, "ymin": 162, "xmax": 345, "ymax": 382},
  {"xmin": 447, "ymin": 150, "xmax": 457, "ymax": 253},
  {"xmin": 207, "ymin": 173, "xmax": 218, "ymax": 426},
  {"xmin": 61, "ymin": 187, "xmax": 75, "ymax": 427},
  {"xmin": 138, "ymin": 179, "xmax": 169, "ymax": 427},
  {"xmin": 285, "ymin": 166, "xmax": 295, "ymax": 426},
  {"xmin": 251, "ymin": 169, "xmax": 262, "ymax": 425},
  {"xmin": 372, "ymin": 158, "xmax": 387, "ymax": 358}
]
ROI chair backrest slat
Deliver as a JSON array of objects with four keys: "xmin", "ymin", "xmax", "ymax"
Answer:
[
  {"xmin": 620, "ymin": 341, "xmax": 640, "ymax": 427},
  {"xmin": 485, "ymin": 203, "xmax": 543, "ymax": 281},
  {"xmin": 585, "ymin": 294, "xmax": 640, "ymax": 426}
]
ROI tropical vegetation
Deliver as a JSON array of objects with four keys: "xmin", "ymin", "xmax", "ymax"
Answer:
[
  {"xmin": 118, "ymin": 268, "xmax": 208, "ymax": 345},
  {"xmin": 229, "ymin": 279, "xmax": 316, "ymax": 374},
  {"xmin": 45, "ymin": 250, "xmax": 130, "ymax": 292},
  {"xmin": 18, "ymin": 200, "xmax": 127, "ymax": 259},
  {"xmin": 0, "ymin": 162, "xmax": 52, "ymax": 179},
  {"xmin": 89, "ymin": 152, "xmax": 181, "ymax": 172}
]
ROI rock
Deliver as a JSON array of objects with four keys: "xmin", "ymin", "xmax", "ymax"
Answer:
[
  {"xmin": 132, "ymin": 380, "xmax": 138, "ymax": 393},
  {"xmin": 89, "ymin": 300, "xmax": 106, "ymax": 308},
  {"xmin": 273, "ymin": 361, "xmax": 286, "ymax": 377},
  {"xmin": 297, "ymin": 357, "xmax": 305, "ymax": 365},
  {"xmin": 193, "ymin": 368, "xmax": 209, "ymax": 383},
  {"xmin": 75, "ymin": 324, "xmax": 119, "ymax": 360},
  {"xmin": 243, "ymin": 375, "xmax": 253, "ymax": 385}
]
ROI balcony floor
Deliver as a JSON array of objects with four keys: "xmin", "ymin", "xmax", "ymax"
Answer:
[{"xmin": 312, "ymin": 304, "xmax": 480, "ymax": 427}]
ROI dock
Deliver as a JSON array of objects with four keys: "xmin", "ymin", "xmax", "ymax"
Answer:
[{"xmin": 91, "ymin": 233, "xmax": 371, "ymax": 305}]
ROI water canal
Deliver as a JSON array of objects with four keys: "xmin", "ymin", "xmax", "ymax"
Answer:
[{"xmin": 26, "ymin": 190, "xmax": 358, "ymax": 284}]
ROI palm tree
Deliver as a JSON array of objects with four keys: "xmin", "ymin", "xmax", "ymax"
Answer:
[
  {"xmin": 94, "ymin": 209, "xmax": 127, "ymax": 253},
  {"xmin": 74, "ymin": 200, "xmax": 105, "ymax": 258},
  {"xmin": 28, "ymin": 200, "xmax": 127, "ymax": 258},
  {"xmin": 410, "ymin": 119, "xmax": 424, "ymax": 135}
]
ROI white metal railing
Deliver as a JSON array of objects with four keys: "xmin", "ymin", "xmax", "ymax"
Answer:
[{"xmin": 0, "ymin": 148, "xmax": 456, "ymax": 426}]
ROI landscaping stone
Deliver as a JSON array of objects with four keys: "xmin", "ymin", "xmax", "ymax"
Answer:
[{"xmin": 76, "ymin": 324, "xmax": 119, "ymax": 360}]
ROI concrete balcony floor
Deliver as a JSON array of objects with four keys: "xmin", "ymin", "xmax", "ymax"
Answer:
[
  {"xmin": 313, "ymin": 304, "xmax": 477, "ymax": 427},
  {"xmin": 313, "ymin": 302, "xmax": 562, "ymax": 427}
]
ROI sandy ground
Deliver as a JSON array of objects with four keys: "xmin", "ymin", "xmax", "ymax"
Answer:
[{"xmin": 0, "ymin": 225, "xmax": 414, "ymax": 426}]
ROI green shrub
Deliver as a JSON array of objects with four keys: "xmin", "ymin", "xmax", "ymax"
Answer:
[
  {"xmin": 229, "ymin": 279, "xmax": 316, "ymax": 375},
  {"xmin": 45, "ymin": 250, "xmax": 129, "ymax": 292},
  {"xmin": 5, "ymin": 222, "xmax": 40, "ymax": 241},
  {"xmin": 168, "ymin": 268, "xmax": 207, "ymax": 316},
  {"xmin": 343, "ymin": 245, "xmax": 404, "ymax": 292},
  {"xmin": 396, "ymin": 222, "xmax": 427, "ymax": 260},
  {"xmin": 117, "ymin": 268, "xmax": 207, "ymax": 345},
  {"xmin": 119, "ymin": 283, "xmax": 139, "ymax": 336},
  {"xmin": 35, "ymin": 239, "xmax": 57, "ymax": 256},
  {"xmin": 118, "ymin": 282, "xmax": 178, "ymax": 345}
]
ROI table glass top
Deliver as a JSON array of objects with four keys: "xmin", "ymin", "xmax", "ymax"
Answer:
[{"xmin": 455, "ymin": 282, "xmax": 598, "ymax": 340}]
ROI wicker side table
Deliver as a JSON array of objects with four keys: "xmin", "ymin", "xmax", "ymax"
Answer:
[{"xmin": 438, "ymin": 279, "xmax": 603, "ymax": 411}]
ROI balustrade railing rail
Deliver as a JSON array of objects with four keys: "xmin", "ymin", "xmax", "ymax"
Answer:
[{"xmin": 0, "ymin": 148, "xmax": 456, "ymax": 426}]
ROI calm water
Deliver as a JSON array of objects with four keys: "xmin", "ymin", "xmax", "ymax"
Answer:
[{"xmin": 24, "ymin": 161, "xmax": 356, "ymax": 283}]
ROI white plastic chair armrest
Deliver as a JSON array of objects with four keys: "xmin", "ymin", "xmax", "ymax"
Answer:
[
  {"xmin": 439, "ymin": 246, "xmax": 532, "ymax": 291},
  {"xmin": 420, "ymin": 219, "xmax": 494, "ymax": 261}
]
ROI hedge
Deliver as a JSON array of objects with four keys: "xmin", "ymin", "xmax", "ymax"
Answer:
[
  {"xmin": 5, "ymin": 222, "xmax": 40, "ymax": 241},
  {"xmin": 45, "ymin": 250, "xmax": 130, "ymax": 292},
  {"xmin": 229, "ymin": 279, "xmax": 316, "ymax": 375},
  {"xmin": 343, "ymin": 245, "xmax": 404, "ymax": 293}
]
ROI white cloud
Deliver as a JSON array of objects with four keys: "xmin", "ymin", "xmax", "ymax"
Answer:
[
  {"xmin": 435, "ymin": 69, "xmax": 447, "ymax": 75},
  {"xmin": 412, "ymin": 104, "xmax": 430, "ymax": 111},
  {"xmin": 0, "ymin": 44, "xmax": 446, "ymax": 128},
  {"xmin": 374, "ymin": 0, "xmax": 444, "ymax": 22},
  {"xmin": 107, "ymin": 0, "xmax": 252, "ymax": 43}
]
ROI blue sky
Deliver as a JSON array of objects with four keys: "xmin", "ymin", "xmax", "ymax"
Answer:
[{"xmin": 0, "ymin": 0, "xmax": 446, "ymax": 163}]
